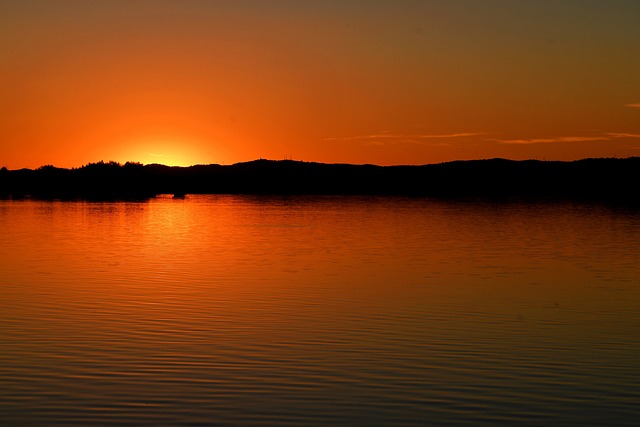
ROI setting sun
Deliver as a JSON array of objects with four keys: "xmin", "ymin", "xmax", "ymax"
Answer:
[{"xmin": 108, "ymin": 136, "xmax": 216, "ymax": 167}]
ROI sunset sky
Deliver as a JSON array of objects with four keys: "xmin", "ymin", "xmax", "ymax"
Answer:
[{"xmin": 1, "ymin": 0, "xmax": 639, "ymax": 168}]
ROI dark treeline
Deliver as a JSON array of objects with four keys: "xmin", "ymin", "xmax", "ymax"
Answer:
[{"xmin": 0, "ymin": 158, "xmax": 639, "ymax": 203}]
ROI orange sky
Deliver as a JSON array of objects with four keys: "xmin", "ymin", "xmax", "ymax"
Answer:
[{"xmin": 1, "ymin": 1, "xmax": 639, "ymax": 168}]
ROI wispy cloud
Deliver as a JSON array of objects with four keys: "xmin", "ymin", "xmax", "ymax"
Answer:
[
  {"xmin": 331, "ymin": 130, "xmax": 640, "ymax": 146},
  {"xmin": 497, "ymin": 136, "xmax": 609, "ymax": 145},
  {"xmin": 497, "ymin": 132, "xmax": 640, "ymax": 145},
  {"xmin": 326, "ymin": 132, "xmax": 485, "ymax": 145},
  {"xmin": 607, "ymin": 132, "xmax": 640, "ymax": 138},
  {"xmin": 418, "ymin": 132, "xmax": 484, "ymax": 139},
  {"xmin": 626, "ymin": 103, "xmax": 640, "ymax": 108}
]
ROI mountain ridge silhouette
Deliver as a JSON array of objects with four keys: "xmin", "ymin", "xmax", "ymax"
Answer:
[{"xmin": 1, "ymin": 157, "xmax": 638, "ymax": 203}]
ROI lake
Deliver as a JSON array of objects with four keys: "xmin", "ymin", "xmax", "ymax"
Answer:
[{"xmin": 1, "ymin": 195, "xmax": 638, "ymax": 426}]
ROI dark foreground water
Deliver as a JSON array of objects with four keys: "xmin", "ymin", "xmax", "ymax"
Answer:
[{"xmin": 1, "ymin": 195, "xmax": 639, "ymax": 426}]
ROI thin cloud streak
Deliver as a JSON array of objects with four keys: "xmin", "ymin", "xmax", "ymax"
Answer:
[
  {"xmin": 497, "ymin": 132, "xmax": 640, "ymax": 145},
  {"xmin": 607, "ymin": 132, "xmax": 640, "ymax": 138},
  {"xmin": 326, "ymin": 132, "xmax": 485, "ymax": 145},
  {"xmin": 497, "ymin": 136, "xmax": 609, "ymax": 145},
  {"xmin": 330, "ymin": 130, "xmax": 640, "ymax": 147},
  {"xmin": 626, "ymin": 103, "xmax": 640, "ymax": 108}
]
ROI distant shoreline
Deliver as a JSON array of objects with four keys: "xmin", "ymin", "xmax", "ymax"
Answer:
[{"xmin": 1, "ymin": 157, "xmax": 639, "ymax": 203}]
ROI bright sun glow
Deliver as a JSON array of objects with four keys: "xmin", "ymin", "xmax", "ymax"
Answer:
[{"xmin": 114, "ymin": 137, "xmax": 213, "ymax": 167}]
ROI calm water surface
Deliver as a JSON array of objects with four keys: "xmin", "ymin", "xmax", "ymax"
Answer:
[{"xmin": 1, "ymin": 195, "xmax": 639, "ymax": 426}]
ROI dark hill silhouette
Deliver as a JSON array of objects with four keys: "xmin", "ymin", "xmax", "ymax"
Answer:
[{"xmin": 1, "ymin": 158, "xmax": 639, "ymax": 203}]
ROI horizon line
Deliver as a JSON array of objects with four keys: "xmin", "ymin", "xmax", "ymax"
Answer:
[{"xmin": 2, "ymin": 155, "xmax": 639, "ymax": 172}]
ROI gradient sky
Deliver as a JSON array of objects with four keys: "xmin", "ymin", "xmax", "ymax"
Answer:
[{"xmin": 1, "ymin": 0, "xmax": 639, "ymax": 168}]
